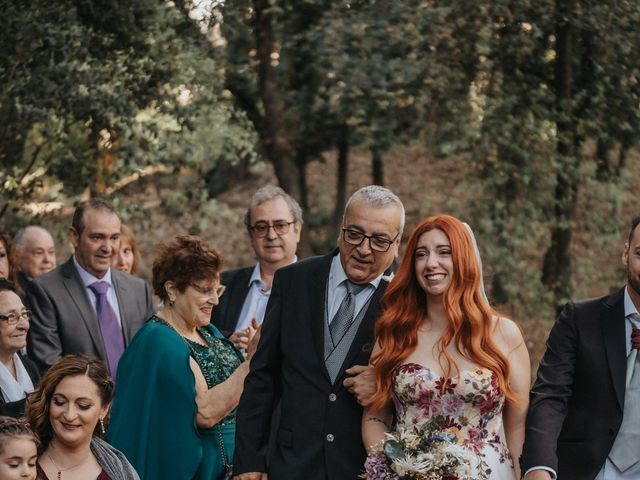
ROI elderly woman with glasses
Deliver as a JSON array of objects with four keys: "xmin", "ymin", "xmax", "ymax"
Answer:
[
  {"xmin": 108, "ymin": 236, "xmax": 260, "ymax": 480},
  {"xmin": 0, "ymin": 279, "xmax": 39, "ymax": 417}
]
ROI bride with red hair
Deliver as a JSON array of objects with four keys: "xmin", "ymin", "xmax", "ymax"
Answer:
[{"xmin": 362, "ymin": 215, "xmax": 530, "ymax": 480}]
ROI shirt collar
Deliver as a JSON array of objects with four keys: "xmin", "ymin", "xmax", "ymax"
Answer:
[
  {"xmin": 73, "ymin": 255, "xmax": 113, "ymax": 288},
  {"xmin": 249, "ymin": 256, "xmax": 299, "ymax": 289},
  {"xmin": 624, "ymin": 286, "xmax": 639, "ymax": 318},
  {"xmin": 248, "ymin": 263, "xmax": 264, "ymax": 289},
  {"xmin": 329, "ymin": 253, "xmax": 382, "ymax": 291}
]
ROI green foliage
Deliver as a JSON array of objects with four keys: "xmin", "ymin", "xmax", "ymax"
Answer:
[
  {"xmin": 3, "ymin": 0, "xmax": 639, "ymax": 317},
  {"xmin": 0, "ymin": 0, "xmax": 256, "ymax": 226},
  {"xmin": 217, "ymin": 0, "xmax": 640, "ymax": 309}
]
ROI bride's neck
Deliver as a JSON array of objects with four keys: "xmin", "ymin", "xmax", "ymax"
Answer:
[{"xmin": 424, "ymin": 299, "xmax": 448, "ymax": 331}]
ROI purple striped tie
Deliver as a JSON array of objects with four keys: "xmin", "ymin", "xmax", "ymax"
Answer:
[{"xmin": 88, "ymin": 281, "xmax": 124, "ymax": 377}]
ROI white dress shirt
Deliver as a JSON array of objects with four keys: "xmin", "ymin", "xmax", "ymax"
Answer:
[
  {"xmin": 236, "ymin": 264, "xmax": 271, "ymax": 331},
  {"xmin": 235, "ymin": 257, "xmax": 298, "ymax": 331}
]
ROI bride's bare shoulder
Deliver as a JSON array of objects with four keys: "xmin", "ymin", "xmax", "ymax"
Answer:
[{"xmin": 491, "ymin": 316, "xmax": 525, "ymax": 352}]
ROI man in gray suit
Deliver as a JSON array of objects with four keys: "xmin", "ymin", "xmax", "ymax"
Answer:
[{"xmin": 25, "ymin": 198, "xmax": 153, "ymax": 375}]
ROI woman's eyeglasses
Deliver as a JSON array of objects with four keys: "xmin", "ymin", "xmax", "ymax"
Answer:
[
  {"xmin": 190, "ymin": 284, "xmax": 226, "ymax": 298},
  {"xmin": 0, "ymin": 310, "xmax": 32, "ymax": 325}
]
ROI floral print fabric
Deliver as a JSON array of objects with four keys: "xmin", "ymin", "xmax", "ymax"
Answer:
[{"xmin": 392, "ymin": 363, "xmax": 516, "ymax": 479}]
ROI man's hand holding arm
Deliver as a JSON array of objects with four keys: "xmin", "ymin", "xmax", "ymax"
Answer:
[{"xmin": 343, "ymin": 364, "xmax": 376, "ymax": 406}]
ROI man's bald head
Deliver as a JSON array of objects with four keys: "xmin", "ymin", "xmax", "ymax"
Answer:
[{"xmin": 13, "ymin": 226, "xmax": 56, "ymax": 278}]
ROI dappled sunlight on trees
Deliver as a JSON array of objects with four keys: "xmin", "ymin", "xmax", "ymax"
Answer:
[{"xmin": 1, "ymin": 0, "xmax": 639, "ymax": 327}]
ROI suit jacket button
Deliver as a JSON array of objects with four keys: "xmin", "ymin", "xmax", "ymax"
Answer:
[
  {"xmin": 326, "ymin": 434, "xmax": 334, "ymax": 442},
  {"xmin": 329, "ymin": 393, "xmax": 337, "ymax": 402}
]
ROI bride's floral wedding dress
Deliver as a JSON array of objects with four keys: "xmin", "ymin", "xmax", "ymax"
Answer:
[{"xmin": 391, "ymin": 362, "xmax": 517, "ymax": 480}]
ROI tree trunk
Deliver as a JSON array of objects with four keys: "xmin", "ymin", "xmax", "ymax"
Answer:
[
  {"xmin": 253, "ymin": 0, "xmax": 302, "ymax": 202},
  {"xmin": 372, "ymin": 146, "xmax": 384, "ymax": 186},
  {"xmin": 251, "ymin": 0, "xmax": 316, "ymax": 257},
  {"xmin": 295, "ymin": 154, "xmax": 315, "ymax": 257},
  {"xmin": 330, "ymin": 126, "xmax": 350, "ymax": 242},
  {"xmin": 541, "ymin": 0, "xmax": 580, "ymax": 309},
  {"xmin": 595, "ymin": 138, "xmax": 612, "ymax": 181}
]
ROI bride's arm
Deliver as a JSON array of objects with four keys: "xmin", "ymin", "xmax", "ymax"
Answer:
[
  {"xmin": 498, "ymin": 317, "xmax": 531, "ymax": 480},
  {"xmin": 361, "ymin": 342, "xmax": 393, "ymax": 453},
  {"xmin": 362, "ymin": 402, "xmax": 393, "ymax": 453}
]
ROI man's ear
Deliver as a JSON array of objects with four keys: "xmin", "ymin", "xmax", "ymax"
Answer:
[
  {"xmin": 623, "ymin": 242, "xmax": 630, "ymax": 267},
  {"xmin": 68, "ymin": 227, "xmax": 79, "ymax": 250}
]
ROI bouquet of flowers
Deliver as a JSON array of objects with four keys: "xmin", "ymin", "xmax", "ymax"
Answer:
[{"xmin": 362, "ymin": 416, "xmax": 482, "ymax": 480}]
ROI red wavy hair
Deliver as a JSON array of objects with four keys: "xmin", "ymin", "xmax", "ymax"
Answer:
[{"xmin": 369, "ymin": 215, "xmax": 518, "ymax": 410}]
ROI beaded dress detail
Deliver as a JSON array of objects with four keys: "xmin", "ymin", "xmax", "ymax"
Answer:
[{"xmin": 152, "ymin": 316, "xmax": 242, "ymax": 425}]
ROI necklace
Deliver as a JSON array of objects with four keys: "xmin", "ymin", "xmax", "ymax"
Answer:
[
  {"xmin": 46, "ymin": 449, "xmax": 91, "ymax": 480},
  {"xmin": 159, "ymin": 314, "xmax": 206, "ymax": 346}
]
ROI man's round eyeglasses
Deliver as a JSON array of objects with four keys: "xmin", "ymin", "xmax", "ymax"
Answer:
[
  {"xmin": 341, "ymin": 228, "xmax": 399, "ymax": 252},
  {"xmin": 249, "ymin": 221, "xmax": 296, "ymax": 238},
  {"xmin": 190, "ymin": 284, "xmax": 226, "ymax": 298},
  {"xmin": 0, "ymin": 310, "xmax": 32, "ymax": 325}
]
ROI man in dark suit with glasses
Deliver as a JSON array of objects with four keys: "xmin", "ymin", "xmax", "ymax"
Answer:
[
  {"xmin": 212, "ymin": 185, "xmax": 303, "ymax": 352},
  {"xmin": 233, "ymin": 185, "xmax": 404, "ymax": 480}
]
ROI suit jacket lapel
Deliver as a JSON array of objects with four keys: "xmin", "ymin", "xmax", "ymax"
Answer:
[
  {"xmin": 60, "ymin": 258, "xmax": 107, "ymax": 359},
  {"xmin": 602, "ymin": 287, "xmax": 627, "ymax": 410},
  {"xmin": 310, "ymin": 253, "xmax": 334, "ymax": 383}
]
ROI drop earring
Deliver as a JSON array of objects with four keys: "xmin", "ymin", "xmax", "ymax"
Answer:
[{"xmin": 99, "ymin": 416, "xmax": 105, "ymax": 435}]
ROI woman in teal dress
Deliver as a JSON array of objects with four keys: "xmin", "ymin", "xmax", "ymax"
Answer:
[{"xmin": 108, "ymin": 236, "xmax": 259, "ymax": 480}]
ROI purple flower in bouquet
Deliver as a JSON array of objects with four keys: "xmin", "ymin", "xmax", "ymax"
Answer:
[{"xmin": 364, "ymin": 450, "xmax": 392, "ymax": 480}]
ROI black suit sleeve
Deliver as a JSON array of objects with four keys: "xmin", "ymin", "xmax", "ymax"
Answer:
[
  {"xmin": 24, "ymin": 279, "xmax": 62, "ymax": 371},
  {"xmin": 212, "ymin": 268, "xmax": 251, "ymax": 337},
  {"xmin": 522, "ymin": 301, "xmax": 579, "ymax": 473},
  {"xmin": 233, "ymin": 270, "xmax": 284, "ymax": 475}
]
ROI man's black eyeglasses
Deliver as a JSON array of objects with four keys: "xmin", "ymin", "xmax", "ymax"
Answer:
[
  {"xmin": 0, "ymin": 310, "xmax": 32, "ymax": 325},
  {"xmin": 341, "ymin": 228, "xmax": 399, "ymax": 252},
  {"xmin": 249, "ymin": 221, "xmax": 296, "ymax": 238}
]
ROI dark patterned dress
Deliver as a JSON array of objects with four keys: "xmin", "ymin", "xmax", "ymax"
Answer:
[{"xmin": 180, "ymin": 320, "xmax": 243, "ymax": 426}]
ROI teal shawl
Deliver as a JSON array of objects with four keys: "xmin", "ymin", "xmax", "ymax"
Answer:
[{"xmin": 108, "ymin": 318, "xmax": 236, "ymax": 480}]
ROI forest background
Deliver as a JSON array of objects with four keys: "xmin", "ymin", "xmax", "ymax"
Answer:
[{"xmin": 2, "ymin": 0, "xmax": 640, "ymax": 368}]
